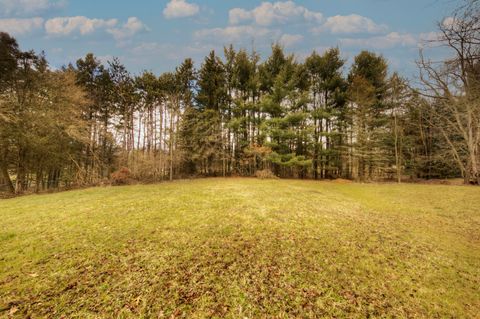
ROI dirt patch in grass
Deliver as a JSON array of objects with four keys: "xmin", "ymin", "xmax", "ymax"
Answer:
[{"xmin": 331, "ymin": 178, "xmax": 354, "ymax": 184}]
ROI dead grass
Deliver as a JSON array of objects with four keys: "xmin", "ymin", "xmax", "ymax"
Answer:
[{"xmin": 0, "ymin": 178, "xmax": 479, "ymax": 318}]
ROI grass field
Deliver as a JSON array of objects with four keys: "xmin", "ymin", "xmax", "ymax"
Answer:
[{"xmin": 0, "ymin": 178, "xmax": 479, "ymax": 318}]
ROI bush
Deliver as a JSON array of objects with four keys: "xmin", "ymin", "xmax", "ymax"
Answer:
[
  {"xmin": 255, "ymin": 169, "xmax": 278, "ymax": 179},
  {"xmin": 110, "ymin": 167, "xmax": 132, "ymax": 185}
]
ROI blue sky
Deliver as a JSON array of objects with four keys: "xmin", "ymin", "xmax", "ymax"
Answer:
[{"xmin": 0, "ymin": 0, "xmax": 457, "ymax": 78}]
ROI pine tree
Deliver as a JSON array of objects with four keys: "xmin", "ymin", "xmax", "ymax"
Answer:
[
  {"xmin": 306, "ymin": 48, "xmax": 347, "ymax": 179},
  {"xmin": 195, "ymin": 51, "xmax": 228, "ymax": 175},
  {"xmin": 348, "ymin": 51, "xmax": 388, "ymax": 181}
]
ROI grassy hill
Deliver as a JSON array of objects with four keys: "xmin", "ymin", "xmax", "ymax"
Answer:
[{"xmin": 1, "ymin": 179, "xmax": 479, "ymax": 318}]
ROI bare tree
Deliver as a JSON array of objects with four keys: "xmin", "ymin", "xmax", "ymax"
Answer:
[{"xmin": 418, "ymin": 0, "xmax": 480, "ymax": 184}]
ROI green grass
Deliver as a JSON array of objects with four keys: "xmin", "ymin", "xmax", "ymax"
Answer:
[{"xmin": 0, "ymin": 178, "xmax": 479, "ymax": 318}]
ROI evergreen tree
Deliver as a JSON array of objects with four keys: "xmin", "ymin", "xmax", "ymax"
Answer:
[
  {"xmin": 306, "ymin": 48, "xmax": 347, "ymax": 179},
  {"xmin": 195, "ymin": 51, "xmax": 228, "ymax": 175},
  {"xmin": 348, "ymin": 51, "xmax": 388, "ymax": 181}
]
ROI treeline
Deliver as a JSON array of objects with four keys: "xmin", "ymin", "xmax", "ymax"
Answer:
[{"xmin": 0, "ymin": 2, "xmax": 479, "ymax": 194}]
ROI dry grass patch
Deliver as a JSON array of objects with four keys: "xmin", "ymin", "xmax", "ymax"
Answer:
[{"xmin": 0, "ymin": 179, "xmax": 479, "ymax": 318}]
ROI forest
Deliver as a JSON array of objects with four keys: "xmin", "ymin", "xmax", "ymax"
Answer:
[{"xmin": 0, "ymin": 1, "xmax": 479, "ymax": 195}]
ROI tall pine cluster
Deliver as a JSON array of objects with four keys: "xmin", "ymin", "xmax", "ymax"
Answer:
[{"xmin": 1, "ymin": 0, "xmax": 479, "ymax": 194}]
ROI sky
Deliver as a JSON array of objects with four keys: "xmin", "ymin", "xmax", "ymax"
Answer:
[{"xmin": 0, "ymin": 0, "xmax": 458, "ymax": 78}]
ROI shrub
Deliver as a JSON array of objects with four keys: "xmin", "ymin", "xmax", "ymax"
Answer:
[
  {"xmin": 255, "ymin": 169, "xmax": 278, "ymax": 179},
  {"xmin": 110, "ymin": 167, "xmax": 132, "ymax": 185}
]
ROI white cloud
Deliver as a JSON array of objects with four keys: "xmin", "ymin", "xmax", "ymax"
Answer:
[
  {"xmin": 45, "ymin": 16, "xmax": 117, "ymax": 36},
  {"xmin": 417, "ymin": 31, "xmax": 443, "ymax": 49},
  {"xmin": 419, "ymin": 31, "xmax": 440, "ymax": 42},
  {"xmin": 0, "ymin": 0, "xmax": 65, "ymax": 17},
  {"xmin": 229, "ymin": 8, "xmax": 252, "ymax": 25},
  {"xmin": 314, "ymin": 14, "xmax": 387, "ymax": 34},
  {"xmin": 229, "ymin": 1, "xmax": 323, "ymax": 26},
  {"xmin": 97, "ymin": 55, "xmax": 114, "ymax": 65},
  {"xmin": 442, "ymin": 16, "xmax": 455, "ymax": 29},
  {"xmin": 279, "ymin": 33, "xmax": 303, "ymax": 47},
  {"xmin": 44, "ymin": 16, "xmax": 147, "ymax": 41},
  {"xmin": 340, "ymin": 32, "xmax": 417, "ymax": 49},
  {"xmin": 194, "ymin": 25, "xmax": 278, "ymax": 43},
  {"xmin": 107, "ymin": 17, "xmax": 149, "ymax": 41},
  {"xmin": 163, "ymin": 0, "xmax": 199, "ymax": 19},
  {"xmin": 0, "ymin": 17, "xmax": 44, "ymax": 35}
]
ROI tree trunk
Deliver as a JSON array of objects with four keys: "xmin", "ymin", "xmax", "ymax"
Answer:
[
  {"xmin": 394, "ymin": 112, "xmax": 402, "ymax": 183},
  {"xmin": 169, "ymin": 100, "xmax": 175, "ymax": 181},
  {"xmin": 0, "ymin": 162, "xmax": 14, "ymax": 194},
  {"xmin": 15, "ymin": 149, "xmax": 26, "ymax": 193}
]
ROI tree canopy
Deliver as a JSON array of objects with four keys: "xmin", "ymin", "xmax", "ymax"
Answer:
[{"xmin": 1, "ymin": 1, "xmax": 479, "ymax": 194}]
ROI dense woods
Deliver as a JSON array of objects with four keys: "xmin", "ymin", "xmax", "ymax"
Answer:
[{"xmin": 0, "ymin": 2, "xmax": 479, "ymax": 194}]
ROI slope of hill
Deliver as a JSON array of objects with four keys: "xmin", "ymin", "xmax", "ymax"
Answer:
[{"xmin": 1, "ymin": 179, "xmax": 479, "ymax": 318}]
